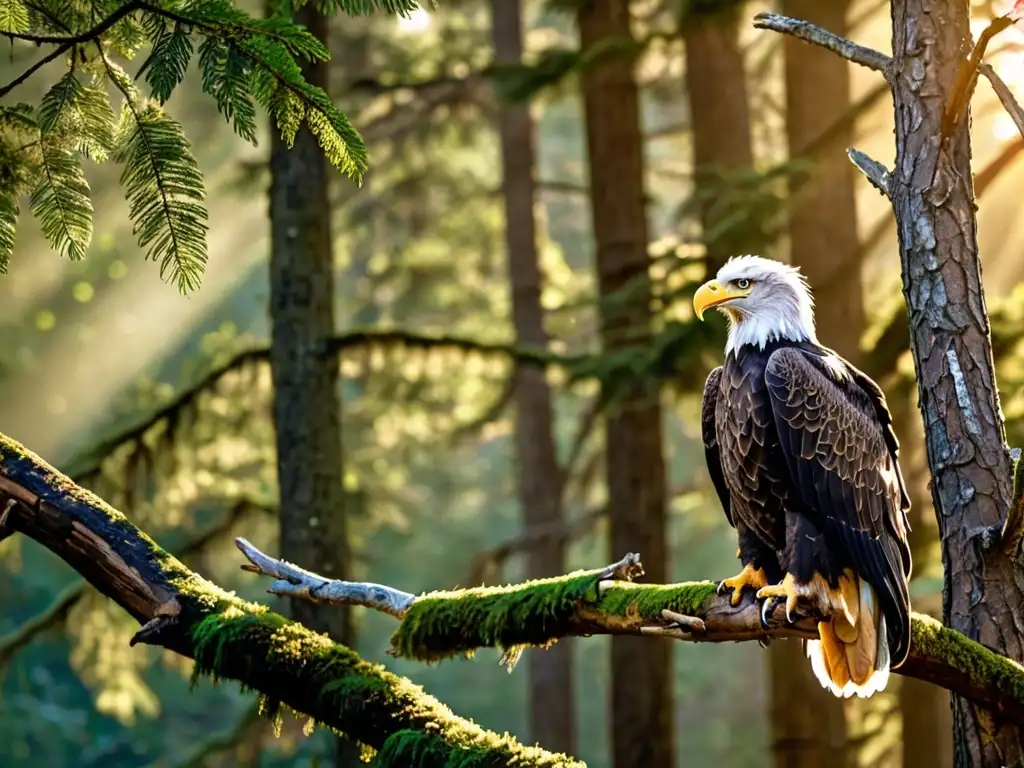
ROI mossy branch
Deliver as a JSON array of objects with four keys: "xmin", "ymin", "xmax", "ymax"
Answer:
[
  {"xmin": 0, "ymin": 431, "xmax": 580, "ymax": 768},
  {"xmin": 237, "ymin": 541, "xmax": 1024, "ymax": 726}
]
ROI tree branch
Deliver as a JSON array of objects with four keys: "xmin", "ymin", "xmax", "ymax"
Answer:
[
  {"xmin": 752, "ymin": 12, "xmax": 891, "ymax": 75},
  {"xmin": 0, "ymin": 431, "xmax": 577, "ymax": 768},
  {"xmin": 0, "ymin": 499, "xmax": 274, "ymax": 671},
  {"xmin": 0, "ymin": 1, "xmax": 142, "ymax": 99},
  {"xmin": 847, "ymin": 148, "xmax": 892, "ymax": 197},
  {"xmin": 981, "ymin": 63, "xmax": 1024, "ymax": 140},
  {"xmin": 237, "ymin": 541, "xmax": 1024, "ymax": 725}
]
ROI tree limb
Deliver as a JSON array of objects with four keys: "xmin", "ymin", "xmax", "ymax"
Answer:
[
  {"xmin": 847, "ymin": 148, "xmax": 892, "ymax": 197},
  {"xmin": 752, "ymin": 12, "xmax": 891, "ymax": 75},
  {"xmin": 0, "ymin": 431, "xmax": 577, "ymax": 768},
  {"xmin": 981, "ymin": 63, "xmax": 1024, "ymax": 140},
  {"xmin": 237, "ymin": 540, "xmax": 1024, "ymax": 726},
  {"xmin": 0, "ymin": 498, "xmax": 274, "ymax": 671}
]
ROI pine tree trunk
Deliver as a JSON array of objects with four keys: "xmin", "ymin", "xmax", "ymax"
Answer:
[
  {"xmin": 491, "ymin": 0, "xmax": 575, "ymax": 754},
  {"xmin": 890, "ymin": 1, "xmax": 1024, "ymax": 764},
  {"xmin": 769, "ymin": 2, "xmax": 858, "ymax": 763},
  {"xmin": 682, "ymin": 1, "xmax": 757, "ymax": 272},
  {"xmin": 578, "ymin": 3, "xmax": 673, "ymax": 766},
  {"xmin": 892, "ymin": 385, "xmax": 953, "ymax": 768},
  {"xmin": 267, "ymin": 5, "xmax": 358, "ymax": 766}
]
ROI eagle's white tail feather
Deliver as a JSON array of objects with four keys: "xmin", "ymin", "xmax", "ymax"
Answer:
[{"xmin": 804, "ymin": 578, "xmax": 890, "ymax": 699}]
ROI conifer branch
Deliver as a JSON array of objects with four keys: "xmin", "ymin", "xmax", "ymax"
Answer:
[
  {"xmin": 0, "ymin": 1, "xmax": 143, "ymax": 99},
  {"xmin": 752, "ymin": 12, "xmax": 891, "ymax": 75}
]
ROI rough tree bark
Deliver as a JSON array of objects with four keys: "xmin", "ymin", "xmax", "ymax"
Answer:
[
  {"xmin": 577, "ymin": 1, "xmax": 672, "ymax": 765},
  {"xmin": 757, "ymin": 3, "xmax": 1024, "ymax": 766},
  {"xmin": 889, "ymin": 4, "xmax": 1022, "ymax": 766},
  {"xmin": 267, "ymin": 4, "xmax": 357, "ymax": 765},
  {"xmin": 490, "ymin": 0, "xmax": 574, "ymax": 753},
  {"xmin": 681, "ymin": 0, "xmax": 758, "ymax": 272},
  {"xmin": 891, "ymin": 386, "xmax": 954, "ymax": 768},
  {"xmin": 770, "ymin": 2, "xmax": 860, "ymax": 764}
]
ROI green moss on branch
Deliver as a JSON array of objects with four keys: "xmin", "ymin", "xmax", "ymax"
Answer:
[
  {"xmin": 0, "ymin": 430, "xmax": 581, "ymax": 768},
  {"xmin": 391, "ymin": 571, "xmax": 717, "ymax": 662}
]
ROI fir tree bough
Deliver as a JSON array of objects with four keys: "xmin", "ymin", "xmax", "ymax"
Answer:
[{"xmin": 0, "ymin": 0, "xmax": 423, "ymax": 292}]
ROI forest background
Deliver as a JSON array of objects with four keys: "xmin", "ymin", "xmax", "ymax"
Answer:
[{"xmin": 4, "ymin": 0, "xmax": 1024, "ymax": 766}]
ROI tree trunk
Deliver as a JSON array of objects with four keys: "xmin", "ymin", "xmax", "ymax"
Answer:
[
  {"xmin": 769, "ymin": 2, "xmax": 858, "ymax": 763},
  {"xmin": 890, "ymin": 1, "xmax": 1023, "ymax": 764},
  {"xmin": 267, "ymin": 5, "xmax": 358, "ymax": 766},
  {"xmin": 490, "ymin": 0, "xmax": 575, "ymax": 754},
  {"xmin": 892, "ymin": 383, "xmax": 953, "ymax": 768},
  {"xmin": 577, "ymin": 3, "xmax": 672, "ymax": 766},
  {"xmin": 682, "ymin": 0, "xmax": 757, "ymax": 273}
]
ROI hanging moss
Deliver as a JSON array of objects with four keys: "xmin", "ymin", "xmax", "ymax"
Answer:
[
  {"xmin": 390, "ymin": 568, "xmax": 717, "ymax": 662},
  {"xmin": 189, "ymin": 608, "xmax": 583, "ymax": 767}
]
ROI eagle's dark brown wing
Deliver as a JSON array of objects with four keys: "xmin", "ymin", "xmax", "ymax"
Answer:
[
  {"xmin": 764, "ymin": 347, "xmax": 912, "ymax": 666},
  {"xmin": 701, "ymin": 366, "xmax": 733, "ymax": 527}
]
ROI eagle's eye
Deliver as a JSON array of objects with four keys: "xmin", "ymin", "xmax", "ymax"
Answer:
[{"xmin": 734, "ymin": 278, "xmax": 752, "ymax": 290}]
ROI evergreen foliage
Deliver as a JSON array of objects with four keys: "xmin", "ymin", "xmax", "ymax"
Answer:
[{"xmin": 0, "ymin": 0, "xmax": 422, "ymax": 292}]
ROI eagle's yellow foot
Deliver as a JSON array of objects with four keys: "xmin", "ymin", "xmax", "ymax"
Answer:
[
  {"xmin": 757, "ymin": 572, "xmax": 844, "ymax": 629},
  {"xmin": 756, "ymin": 573, "xmax": 802, "ymax": 625},
  {"xmin": 717, "ymin": 564, "xmax": 768, "ymax": 606}
]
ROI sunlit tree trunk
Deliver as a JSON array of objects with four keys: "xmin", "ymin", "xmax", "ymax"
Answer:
[
  {"xmin": 267, "ymin": 4, "xmax": 358, "ymax": 766},
  {"xmin": 682, "ymin": 0, "xmax": 758, "ymax": 273},
  {"xmin": 888, "ymin": 1, "xmax": 1024, "ymax": 764},
  {"xmin": 889, "ymin": 383, "xmax": 953, "ymax": 768},
  {"xmin": 490, "ymin": 0, "xmax": 575, "ymax": 753},
  {"xmin": 578, "ymin": 1, "xmax": 672, "ymax": 765}
]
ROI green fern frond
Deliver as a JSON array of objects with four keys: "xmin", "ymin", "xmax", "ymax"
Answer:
[
  {"xmin": 0, "ymin": 139, "xmax": 26, "ymax": 273},
  {"xmin": 75, "ymin": 81, "xmax": 118, "ymax": 162},
  {"xmin": 0, "ymin": 0, "xmax": 29, "ymax": 33},
  {"xmin": 38, "ymin": 71, "xmax": 83, "ymax": 138},
  {"xmin": 197, "ymin": 38, "xmax": 258, "ymax": 144},
  {"xmin": 144, "ymin": 27, "xmax": 194, "ymax": 103},
  {"xmin": 108, "ymin": 14, "xmax": 150, "ymax": 59},
  {"xmin": 30, "ymin": 138, "xmax": 93, "ymax": 261},
  {"xmin": 173, "ymin": 1, "xmax": 330, "ymax": 63},
  {"xmin": 113, "ymin": 102, "xmax": 208, "ymax": 293},
  {"xmin": 38, "ymin": 72, "xmax": 117, "ymax": 162},
  {"xmin": 0, "ymin": 103, "xmax": 38, "ymax": 137},
  {"xmin": 307, "ymin": 0, "xmax": 425, "ymax": 17},
  {"xmin": 243, "ymin": 37, "xmax": 366, "ymax": 179}
]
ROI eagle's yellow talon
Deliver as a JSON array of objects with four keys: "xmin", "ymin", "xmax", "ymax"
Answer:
[{"xmin": 718, "ymin": 564, "xmax": 768, "ymax": 606}]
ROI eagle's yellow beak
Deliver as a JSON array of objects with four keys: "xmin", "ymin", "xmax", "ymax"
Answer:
[{"xmin": 693, "ymin": 279, "xmax": 750, "ymax": 320}]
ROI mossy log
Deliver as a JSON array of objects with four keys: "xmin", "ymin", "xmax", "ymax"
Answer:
[
  {"xmin": 0, "ymin": 432, "xmax": 580, "ymax": 768},
  {"xmin": 236, "ymin": 539, "xmax": 1024, "ymax": 729}
]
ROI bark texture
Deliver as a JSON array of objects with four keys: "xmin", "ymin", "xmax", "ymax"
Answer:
[
  {"xmin": 889, "ymin": 1, "xmax": 1023, "ymax": 764},
  {"xmin": 768, "ymin": 2, "xmax": 859, "ymax": 764},
  {"xmin": 267, "ymin": 5, "xmax": 356, "ymax": 765},
  {"xmin": 577, "ymin": 1, "xmax": 672, "ymax": 765},
  {"xmin": 894, "ymin": 382, "xmax": 953, "ymax": 768},
  {"xmin": 491, "ymin": 0, "xmax": 574, "ymax": 753},
  {"xmin": 682, "ymin": 0, "xmax": 758, "ymax": 272}
]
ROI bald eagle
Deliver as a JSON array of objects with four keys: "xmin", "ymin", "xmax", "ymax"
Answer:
[{"xmin": 693, "ymin": 255, "xmax": 912, "ymax": 698}]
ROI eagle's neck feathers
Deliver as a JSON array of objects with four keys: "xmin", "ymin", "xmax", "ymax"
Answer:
[{"xmin": 724, "ymin": 289, "xmax": 817, "ymax": 354}]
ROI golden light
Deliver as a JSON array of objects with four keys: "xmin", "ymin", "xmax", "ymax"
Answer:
[{"xmin": 397, "ymin": 7, "xmax": 432, "ymax": 34}]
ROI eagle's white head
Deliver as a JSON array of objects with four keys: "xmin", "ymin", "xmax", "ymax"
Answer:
[{"xmin": 692, "ymin": 255, "xmax": 817, "ymax": 354}]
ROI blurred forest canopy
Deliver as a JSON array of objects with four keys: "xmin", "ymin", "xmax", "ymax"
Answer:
[{"xmin": 4, "ymin": 0, "xmax": 1024, "ymax": 766}]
